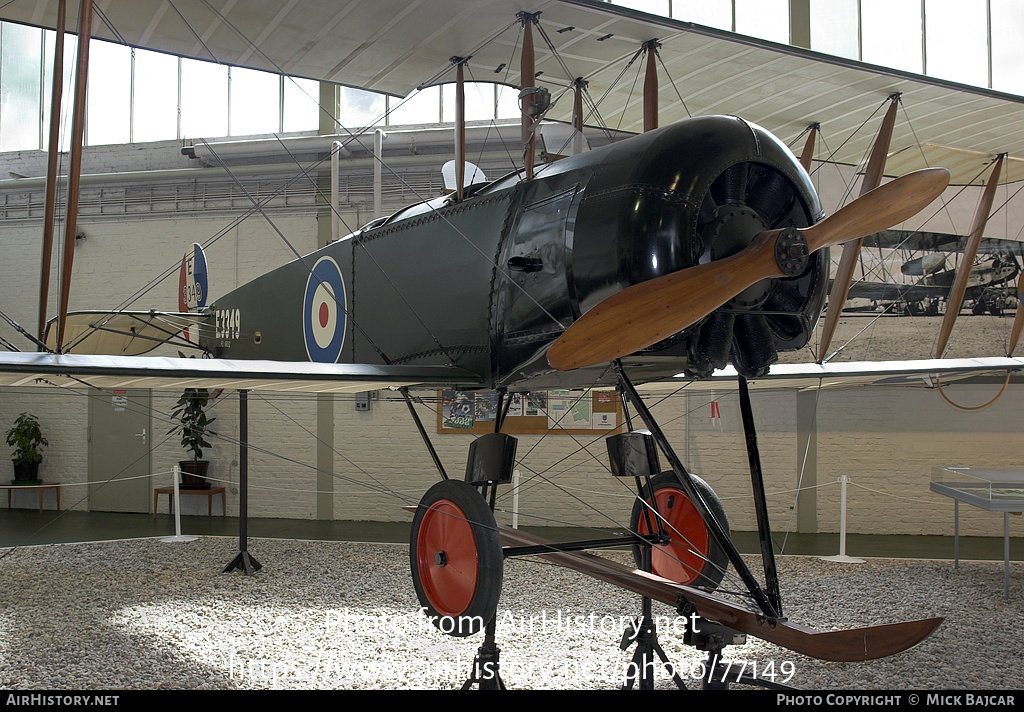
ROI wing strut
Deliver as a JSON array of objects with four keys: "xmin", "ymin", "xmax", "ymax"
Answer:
[
  {"xmin": 38, "ymin": 0, "xmax": 67, "ymax": 346},
  {"xmin": 818, "ymin": 93, "xmax": 900, "ymax": 362},
  {"xmin": 798, "ymin": 123, "xmax": 818, "ymax": 173},
  {"xmin": 1010, "ymin": 273, "xmax": 1024, "ymax": 356},
  {"xmin": 519, "ymin": 11, "xmax": 539, "ymax": 180},
  {"xmin": 453, "ymin": 57, "xmax": 467, "ymax": 201},
  {"xmin": 935, "ymin": 153, "xmax": 1005, "ymax": 357},
  {"xmin": 572, "ymin": 77, "xmax": 586, "ymax": 135},
  {"xmin": 642, "ymin": 40, "xmax": 661, "ymax": 132},
  {"xmin": 56, "ymin": 0, "xmax": 94, "ymax": 353}
]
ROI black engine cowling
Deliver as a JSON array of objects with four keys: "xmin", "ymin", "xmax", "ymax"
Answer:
[{"xmin": 569, "ymin": 115, "xmax": 828, "ymax": 379}]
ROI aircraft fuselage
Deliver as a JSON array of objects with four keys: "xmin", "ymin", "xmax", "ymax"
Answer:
[{"xmin": 203, "ymin": 116, "xmax": 828, "ymax": 390}]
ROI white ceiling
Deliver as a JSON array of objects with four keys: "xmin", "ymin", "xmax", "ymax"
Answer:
[{"xmin": 2, "ymin": 0, "xmax": 1023, "ymax": 184}]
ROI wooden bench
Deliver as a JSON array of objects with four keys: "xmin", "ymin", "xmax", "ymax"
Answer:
[
  {"xmin": 2, "ymin": 482, "xmax": 61, "ymax": 514},
  {"xmin": 154, "ymin": 486, "xmax": 226, "ymax": 519}
]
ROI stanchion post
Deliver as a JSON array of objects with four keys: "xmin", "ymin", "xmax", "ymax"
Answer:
[
  {"xmin": 511, "ymin": 469, "xmax": 520, "ymax": 529},
  {"xmin": 162, "ymin": 464, "xmax": 197, "ymax": 543},
  {"xmin": 822, "ymin": 475, "xmax": 863, "ymax": 563},
  {"xmin": 223, "ymin": 389, "xmax": 262, "ymax": 574}
]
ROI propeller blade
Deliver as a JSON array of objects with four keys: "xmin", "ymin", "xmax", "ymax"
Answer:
[
  {"xmin": 547, "ymin": 168, "xmax": 950, "ymax": 371},
  {"xmin": 801, "ymin": 167, "xmax": 950, "ymax": 253}
]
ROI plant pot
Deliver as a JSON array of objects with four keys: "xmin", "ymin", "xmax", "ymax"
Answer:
[
  {"xmin": 12, "ymin": 461, "xmax": 40, "ymax": 484},
  {"xmin": 178, "ymin": 460, "xmax": 211, "ymax": 489}
]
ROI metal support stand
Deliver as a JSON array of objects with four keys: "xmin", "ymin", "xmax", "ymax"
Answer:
[
  {"xmin": 620, "ymin": 611, "xmax": 687, "ymax": 690},
  {"xmin": 620, "ymin": 546, "xmax": 686, "ymax": 690},
  {"xmin": 681, "ymin": 604, "xmax": 796, "ymax": 691},
  {"xmin": 698, "ymin": 627, "xmax": 796, "ymax": 690},
  {"xmin": 461, "ymin": 618, "xmax": 506, "ymax": 690},
  {"xmin": 223, "ymin": 389, "xmax": 262, "ymax": 575},
  {"xmin": 609, "ymin": 392, "xmax": 683, "ymax": 690}
]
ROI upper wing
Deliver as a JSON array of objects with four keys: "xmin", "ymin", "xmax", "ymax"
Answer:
[
  {"xmin": 1, "ymin": 0, "xmax": 1022, "ymax": 184},
  {"xmin": 0, "ymin": 352, "xmax": 482, "ymax": 393}
]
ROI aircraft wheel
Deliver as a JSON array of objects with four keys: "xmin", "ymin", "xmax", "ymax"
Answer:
[
  {"xmin": 631, "ymin": 472, "xmax": 730, "ymax": 591},
  {"xmin": 410, "ymin": 479, "xmax": 502, "ymax": 637}
]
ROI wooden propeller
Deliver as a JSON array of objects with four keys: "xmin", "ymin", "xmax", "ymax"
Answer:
[{"xmin": 547, "ymin": 167, "xmax": 951, "ymax": 371}]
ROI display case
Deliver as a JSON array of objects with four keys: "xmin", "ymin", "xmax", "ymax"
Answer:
[
  {"xmin": 930, "ymin": 465, "xmax": 1024, "ymax": 512},
  {"xmin": 929, "ymin": 465, "xmax": 1024, "ymax": 600}
]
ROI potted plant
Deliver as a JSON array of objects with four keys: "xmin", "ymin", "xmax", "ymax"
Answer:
[
  {"xmin": 168, "ymin": 385, "xmax": 217, "ymax": 489},
  {"xmin": 6, "ymin": 412, "xmax": 48, "ymax": 484}
]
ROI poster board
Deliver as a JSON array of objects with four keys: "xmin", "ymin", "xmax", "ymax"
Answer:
[{"xmin": 436, "ymin": 389, "xmax": 622, "ymax": 435}]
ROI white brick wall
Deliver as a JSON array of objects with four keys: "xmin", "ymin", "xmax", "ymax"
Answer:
[
  {"xmin": 0, "ymin": 388, "xmax": 87, "ymax": 511},
  {"xmin": 4, "ymin": 376, "xmax": 1020, "ymax": 538}
]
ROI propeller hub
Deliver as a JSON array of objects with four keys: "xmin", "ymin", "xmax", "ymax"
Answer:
[{"xmin": 774, "ymin": 227, "xmax": 810, "ymax": 277}]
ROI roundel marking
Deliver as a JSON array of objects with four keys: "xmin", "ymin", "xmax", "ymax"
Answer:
[
  {"xmin": 179, "ymin": 243, "xmax": 208, "ymax": 312},
  {"xmin": 303, "ymin": 257, "xmax": 347, "ymax": 363}
]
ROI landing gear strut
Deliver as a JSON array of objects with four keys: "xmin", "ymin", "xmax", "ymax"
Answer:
[{"xmin": 407, "ymin": 364, "xmax": 793, "ymax": 689}]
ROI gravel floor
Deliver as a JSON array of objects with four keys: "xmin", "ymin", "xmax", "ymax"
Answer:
[{"xmin": 0, "ymin": 536, "xmax": 1020, "ymax": 691}]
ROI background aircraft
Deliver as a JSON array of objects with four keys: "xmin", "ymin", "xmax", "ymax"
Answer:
[{"xmin": 845, "ymin": 229, "xmax": 1023, "ymax": 317}]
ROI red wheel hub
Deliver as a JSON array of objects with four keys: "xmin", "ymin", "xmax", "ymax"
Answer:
[
  {"xmin": 415, "ymin": 499, "xmax": 479, "ymax": 617},
  {"xmin": 637, "ymin": 485, "xmax": 710, "ymax": 585}
]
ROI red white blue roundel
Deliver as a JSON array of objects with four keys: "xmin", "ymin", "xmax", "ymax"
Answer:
[
  {"xmin": 303, "ymin": 256, "xmax": 347, "ymax": 363},
  {"xmin": 179, "ymin": 243, "xmax": 208, "ymax": 312}
]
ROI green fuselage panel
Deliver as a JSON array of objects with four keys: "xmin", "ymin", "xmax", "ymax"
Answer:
[{"xmin": 203, "ymin": 189, "xmax": 517, "ymax": 385}]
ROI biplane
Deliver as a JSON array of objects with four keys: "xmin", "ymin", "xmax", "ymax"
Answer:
[
  {"xmin": 1, "ymin": 0, "xmax": 1024, "ymax": 691},
  {"xmin": 845, "ymin": 229, "xmax": 1023, "ymax": 317}
]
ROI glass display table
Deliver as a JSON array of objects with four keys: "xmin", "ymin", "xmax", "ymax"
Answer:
[{"xmin": 930, "ymin": 466, "xmax": 1024, "ymax": 600}]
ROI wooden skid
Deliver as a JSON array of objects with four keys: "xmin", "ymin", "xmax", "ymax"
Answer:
[{"xmin": 499, "ymin": 526, "xmax": 942, "ymax": 662}]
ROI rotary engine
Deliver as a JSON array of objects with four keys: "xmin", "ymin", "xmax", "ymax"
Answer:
[{"xmin": 683, "ymin": 159, "xmax": 828, "ymax": 378}]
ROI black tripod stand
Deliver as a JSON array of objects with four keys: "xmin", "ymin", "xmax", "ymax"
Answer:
[
  {"xmin": 620, "ymin": 545, "xmax": 687, "ymax": 690},
  {"xmin": 680, "ymin": 603, "xmax": 797, "ymax": 691},
  {"xmin": 461, "ymin": 618, "xmax": 505, "ymax": 690}
]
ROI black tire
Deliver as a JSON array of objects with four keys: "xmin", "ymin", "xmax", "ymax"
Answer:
[
  {"xmin": 410, "ymin": 479, "xmax": 503, "ymax": 637},
  {"xmin": 630, "ymin": 471, "xmax": 730, "ymax": 591}
]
